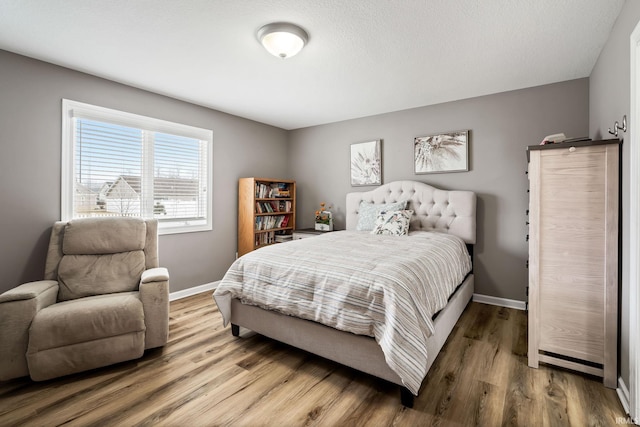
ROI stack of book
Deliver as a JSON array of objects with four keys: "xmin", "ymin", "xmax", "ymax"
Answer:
[{"xmin": 275, "ymin": 235, "xmax": 293, "ymax": 243}]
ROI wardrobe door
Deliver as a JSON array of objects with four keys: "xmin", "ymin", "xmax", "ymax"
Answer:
[{"xmin": 528, "ymin": 141, "xmax": 618, "ymax": 388}]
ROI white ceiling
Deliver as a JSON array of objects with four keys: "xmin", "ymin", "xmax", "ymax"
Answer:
[{"xmin": 0, "ymin": 0, "xmax": 625, "ymax": 130}]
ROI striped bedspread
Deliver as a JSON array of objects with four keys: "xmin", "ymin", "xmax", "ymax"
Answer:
[{"xmin": 213, "ymin": 230, "xmax": 471, "ymax": 395}]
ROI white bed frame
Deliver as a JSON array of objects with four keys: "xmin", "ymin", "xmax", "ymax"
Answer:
[{"xmin": 229, "ymin": 181, "xmax": 477, "ymax": 407}]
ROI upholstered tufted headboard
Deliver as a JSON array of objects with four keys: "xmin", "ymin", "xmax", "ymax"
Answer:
[{"xmin": 345, "ymin": 180, "xmax": 476, "ymax": 244}]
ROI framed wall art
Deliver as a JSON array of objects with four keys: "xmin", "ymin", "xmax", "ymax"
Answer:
[
  {"xmin": 350, "ymin": 140, "xmax": 381, "ymax": 186},
  {"xmin": 414, "ymin": 130, "xmax": 469, "ymax": 174}
]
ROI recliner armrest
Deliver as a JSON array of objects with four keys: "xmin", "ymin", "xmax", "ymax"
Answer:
[
  {"xmin": 141, "ymin": 267, "xmax": 169, "ymax": 284},
  {"xmin": 139, "ymin": 268, "xmax": 169, "ymax": 349},
  {"xmin": 0, "ymin": 280, "xmax": 59, "ymax": 381},
  {"xmin": 0, "ymin": 280, "xmax": 58, "ymax": 304}
]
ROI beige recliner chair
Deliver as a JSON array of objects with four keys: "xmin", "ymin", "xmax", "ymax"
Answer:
[{"xmin": 0, "ymin": 217, "xmax": 169, "ymax": 381}]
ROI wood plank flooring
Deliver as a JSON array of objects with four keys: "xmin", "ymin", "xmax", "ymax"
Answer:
[{"xmin": 0, "ymin": 292, "xmax": 626, "ymax": 426}]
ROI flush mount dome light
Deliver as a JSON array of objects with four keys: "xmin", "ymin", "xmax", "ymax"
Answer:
[{"xmin": 257, "ymin": 22, "xmax": 308, "ymax": 59}]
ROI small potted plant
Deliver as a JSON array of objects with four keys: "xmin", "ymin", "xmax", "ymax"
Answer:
[{"xmin": 315, "ymin": 202, "xmax": 333, "ymax": 231}]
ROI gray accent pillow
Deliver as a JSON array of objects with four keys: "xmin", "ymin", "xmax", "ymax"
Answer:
[{"xmin": 356, "ymin": 200, "xmax": 407, "ymax": 231}]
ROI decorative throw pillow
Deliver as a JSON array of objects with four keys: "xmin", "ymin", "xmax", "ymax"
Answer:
[
  {"xmin": 356, "ymin": 200, "xmax": 407, "ymax": 231},
  {"xmin": 371, "ymin": 210, "xmax": 414, "ymax": 236}
]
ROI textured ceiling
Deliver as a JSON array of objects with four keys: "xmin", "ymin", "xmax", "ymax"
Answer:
[{"xmin": 0, "ymin": 0, "xmax": 625, "ymax": 130}]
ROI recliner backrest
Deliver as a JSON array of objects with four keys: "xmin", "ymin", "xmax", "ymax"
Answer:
[{"xmin": 42, "ymin": 217, "xmax": 155, "ymax": 302}]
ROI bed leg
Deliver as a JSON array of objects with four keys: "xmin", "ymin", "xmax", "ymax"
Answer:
[
  {"xmin": 400, "ymin": 387, "xmax": 414, "ymax": 408},
  {"xmin": 231, "ymin": 323, "xmax": 240, "ymax": 337}
]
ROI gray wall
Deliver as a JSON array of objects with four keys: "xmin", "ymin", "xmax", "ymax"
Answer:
[
  {"xmin": 0, "ymin": 49, "xmax": 289, "ymax": 294},
  {"xmin": 589, "ymin": 0, "xmax": 640, "ymax": 399},
  {"xmin": 289, "ymin": 79, "xmax": 589, "ymax": 302}
]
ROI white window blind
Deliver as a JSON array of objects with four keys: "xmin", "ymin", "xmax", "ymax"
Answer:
[{"xmin": 62, "ymin": 100, "xmax": 213, "ymax": 234}]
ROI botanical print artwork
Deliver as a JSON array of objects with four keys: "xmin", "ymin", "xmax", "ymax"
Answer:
[
  {"xmin": 414, "ymin": 130, "xmax": 469, "ymax": 173},
  {"xmin": 351, "ymin": 140, "xmax": 381, "ymax": 186}
]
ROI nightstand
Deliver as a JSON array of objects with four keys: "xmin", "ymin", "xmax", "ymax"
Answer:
[{"xmin": 292, "ymin": 228, "xmax": 332, "ymax": 240}]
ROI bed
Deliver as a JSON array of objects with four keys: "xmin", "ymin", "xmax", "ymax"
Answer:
[{"xmin": 213, "ymin": 180, "xmax": 476, "ymax": 407}]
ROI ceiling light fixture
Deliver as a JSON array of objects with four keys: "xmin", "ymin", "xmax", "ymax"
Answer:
[{"xmin": 257, "ymin": 22, "xmax": 308, "ymax": 59}]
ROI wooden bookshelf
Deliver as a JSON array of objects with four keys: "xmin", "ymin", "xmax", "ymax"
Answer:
[{"xmin": 237, "ymin": 177, "xmax": 296, "ymax": 257}]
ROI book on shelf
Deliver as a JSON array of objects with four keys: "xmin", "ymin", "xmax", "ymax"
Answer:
[
  {"xmin": 275, "ymin": 235, "xmax": 293, "ymax": 243},
  {"xmin": 256, "ymin": 201, "xmax": 289, "ymax": 214},
  {"xmin": 255, "ymin": 215, "xmax": 292, "ymax": 230},
  {"xmin": 255, "ymin": 182, "xmax": 292, "ymax": 199},
  {"xmin": 255, "ymin": 183, "xmax": 265, "ymax": 198},
  {"xmin": 279, "ymin": 200, "xmax": 292, "ymax": 212},
  {"xmin": 255, "ymin": 231, "xmax": 277, "ymax": 246}
]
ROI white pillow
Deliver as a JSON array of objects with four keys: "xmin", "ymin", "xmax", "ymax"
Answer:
[
  {"xmin": 356, "ymin": 200, "xmax": 407, "ymax": 231},
  {"xmin": 371, "ymin": 210, "xmax": 414, "ymax": 236}
]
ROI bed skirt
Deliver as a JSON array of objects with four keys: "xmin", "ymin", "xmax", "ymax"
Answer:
[{"xmin": 228, "ymin": 274, "xmax": 474, "ymax": 396}]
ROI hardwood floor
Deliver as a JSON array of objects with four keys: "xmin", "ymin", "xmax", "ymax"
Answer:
[{"xmin": 0, "ymin": 292, "xmax": 626, "ymax": 426}]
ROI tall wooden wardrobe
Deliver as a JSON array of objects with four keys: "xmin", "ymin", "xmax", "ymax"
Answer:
[{"xmin": 527, "ymin": 139, "xmax": 620, "ymax": 388}]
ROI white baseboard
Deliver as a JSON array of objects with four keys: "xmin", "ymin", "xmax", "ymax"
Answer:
[
  {"xmin": 618, "ymin": 376, "xmax": 631, "ymax": 415},
  {"xmin": 472, "ymin": 293, "xmax": 526, "ymax": 311},
  {"xmin": 169, "ymin": 281, "xmax": 220, "ymax": 301}
]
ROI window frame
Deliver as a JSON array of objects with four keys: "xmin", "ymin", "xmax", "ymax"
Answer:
[{"xmin": 61, "ymin": 99, "xmax": 213, "ymax": 235}]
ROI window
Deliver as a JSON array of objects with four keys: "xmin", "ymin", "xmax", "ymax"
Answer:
[{"xmin": 62, "ymin": 100, "xmax": 213, "ymax": 234}]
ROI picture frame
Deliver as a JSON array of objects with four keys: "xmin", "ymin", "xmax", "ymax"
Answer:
[
  {"xmin": 350, "ymin": 140, "xmax": 382, "ymax": 186},
  {"xmin": 414, "ymin": 130, "xmax": 469, "ymax": 174}
]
